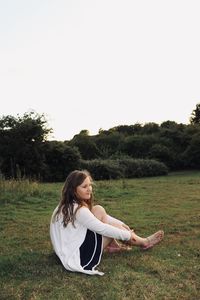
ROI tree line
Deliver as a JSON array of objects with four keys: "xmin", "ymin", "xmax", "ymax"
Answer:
[{"xmin": 0, "ymin": 104, "xmax": 200, "ymax": 181}]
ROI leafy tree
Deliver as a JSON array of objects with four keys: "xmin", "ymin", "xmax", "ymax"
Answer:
[
  {"xmin": 95, "ymin": 132, "xmax": 124, "ymax": 158},
  {"xmin": 120, "ymin": 135, "xmax": 158, "ymax": 158},
  {"xmin": 70, "ymin": 132, "xmax": 100, "ymax": 160},
  {"xmin": 142, "ymin": 122, "xmax": 160, "ymax": 134},
  {"xmin": 109, "ymin": 125, "xmax": 135, "ymax": 135},
  {"xmin": 160, "ymin": 120, "xmax": 178, "ymax": 129},
  {"xmin": 182, "ymin": 132, "xmax": 200, "ymax": 168},
  {"xmin": 0, "ymin": 111, "xmax": 51, "ymax": 178},
  {"xmin": 160, "ymin": 122, "xmax": 187, "ymax": 152},
  {"xmin": 190, "ymin": 103, "xmax": 200, "ymax": 124},
  {"xmin": 78, "ymin": 129, "xmax": 90, "ymax": 136},
  {"xmin": 42, "ymin": 141, "xmax": 81, "ymax": 181},
  {"xmin": 98, "ymin": 123, "xmax": 143, "ymax": 136},
  {"xmin": 148, "ymin": 144, "xmax": 174, "ymax": 168}
]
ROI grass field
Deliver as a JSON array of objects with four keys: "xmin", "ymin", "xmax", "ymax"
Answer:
[{"xmin": 0, "ymin": 171, "xmax": 200, "ymax": 300}]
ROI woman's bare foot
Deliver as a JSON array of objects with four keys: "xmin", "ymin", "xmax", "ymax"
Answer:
[{"xmin": 141, "ymin": 230, "xmax": 164, "ymax": 250}]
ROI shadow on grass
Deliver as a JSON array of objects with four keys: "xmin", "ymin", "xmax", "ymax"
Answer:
[{"xmin": 0, "ymin": 251, "xmax": 67, "ymax": 280}]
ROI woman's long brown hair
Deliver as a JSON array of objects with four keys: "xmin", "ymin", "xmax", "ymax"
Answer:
[{"xmin": 53, "ymin": 170, "xmax": 94, "ymax": 227}]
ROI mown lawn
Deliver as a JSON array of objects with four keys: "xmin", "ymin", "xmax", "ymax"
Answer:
[{"xmin": 0, "ymin": 171, "xmax": 200, "ymax": 300}]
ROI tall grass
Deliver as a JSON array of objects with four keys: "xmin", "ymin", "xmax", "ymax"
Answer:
[{"xmin": 0, "ymin": 177, "xmax": 41, "ymax": 204}]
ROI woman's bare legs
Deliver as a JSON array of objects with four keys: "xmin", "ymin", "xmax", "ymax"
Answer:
[
  {"xmin": 91, "ymin": 205, "xmax": 164, "ymax": 251},
  {"xmin": 91, "ymin": 205, "xmax": 117, "ymax": 250},
  {"xmin": 127, "ymin": 230, "xmax": 164, "ymax": 249}
]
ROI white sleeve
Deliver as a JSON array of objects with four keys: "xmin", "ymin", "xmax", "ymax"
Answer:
[
  {"xmin": 76, "ymin": 207, "xmax": 131, "ymax": 241},
  {"xmin": 106, "ymin": 215, "xmax": 124, "ymax": 226}
]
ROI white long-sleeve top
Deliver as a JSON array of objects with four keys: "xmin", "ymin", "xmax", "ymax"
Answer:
[{"xmin": 50, "ymin": 204, "xmax": 131, "ymax": 276}]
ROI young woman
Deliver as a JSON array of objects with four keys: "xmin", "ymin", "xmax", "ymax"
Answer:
[{"xmin": 50, "ymin": 170, "xmax": 164, "ymax": 276}]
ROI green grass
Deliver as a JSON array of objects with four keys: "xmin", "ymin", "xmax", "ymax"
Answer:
[{"xmin": 0, "ymin": 171, "xmax": 200, "ymax": 300}]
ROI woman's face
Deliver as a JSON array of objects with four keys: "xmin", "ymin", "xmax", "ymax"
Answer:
[{"xmin": 76, "ymin": 176, "xmax": 93, "ymax": 201}]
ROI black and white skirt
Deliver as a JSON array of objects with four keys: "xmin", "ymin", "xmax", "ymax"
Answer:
[{"xmin": 80, "ymin": 230, "xmax": 103, "ymax": 271}]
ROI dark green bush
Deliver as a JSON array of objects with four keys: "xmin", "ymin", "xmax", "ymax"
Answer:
[
  {"xmin": 80, "ymin": 158, "xmax": 168, "ymax": 180},
  {"xmin": 42, "ymin": 142, "xmax": 81, "ymax": 182},
  {"xmin": 118, "ymin": 157, "xmax": 168, "ymax": 178},
  {"xmin": 80, "ymin": 159, "xmax": 123, "ymax": 180},
  {"xmin": 148, "ymin": 144, "xmax": 175, "ymax": 168}
]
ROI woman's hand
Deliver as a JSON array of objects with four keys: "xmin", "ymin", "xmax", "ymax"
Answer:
[
  {"xmin": 110, "ymin": 222, "xmax": 134, "ymax": 233},
  {"xmin": 125, "ymin": 231, "xmax": 136, "ymax": 245},
  {"xmin": 122, "ymin": 223, "xmax": 133, "ymax": 231}
]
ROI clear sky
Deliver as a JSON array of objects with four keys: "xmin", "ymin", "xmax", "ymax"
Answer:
[{"xmin": 0, "ymin": 0, "xmax": 199, "ymax": 140}]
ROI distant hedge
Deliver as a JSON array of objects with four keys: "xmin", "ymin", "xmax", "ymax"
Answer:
[
  {"xmin": 117, "ymin": 158, "xmax": 168, "ymax": 178},
  {"xmin": 80, "ymin": 158, "xmax": 168, "ymax": 180},
  {"xmin": 80, "ymin": 159, "xmax": 122, "ymax": 180}
]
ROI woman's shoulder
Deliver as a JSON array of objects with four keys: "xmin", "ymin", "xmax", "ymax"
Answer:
[
  {"xmin": 74, "ymin": 203, "xmax": 90, "ymax": 214},
  {"xmin": 77, "ymin": 203, "xmax": 90, "ymax": 212}
]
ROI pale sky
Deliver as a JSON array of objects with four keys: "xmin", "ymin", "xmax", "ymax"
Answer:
[{"xmin": 0, "ymin": 0, "xmax": 199, "ymax": 140}]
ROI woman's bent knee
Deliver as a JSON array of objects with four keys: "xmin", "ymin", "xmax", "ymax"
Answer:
[
  {"xmin": 91, "ymin": 205, "xmax": 107, "ymax": 221},
  {"xmin": 92, "ymin": 205, "xmax": 106, "ymax": 214}
]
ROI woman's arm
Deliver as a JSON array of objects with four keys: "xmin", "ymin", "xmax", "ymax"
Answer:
[
  {"xmin": 76, "ymin": 207, "xmax": 131, "ymax": 241},
  {"xmin": 106, "ymin": 215, "xmax": 131, "ymax": 231},
  {"xmin": 106, "ymin": 215, "xmax": 124, "ymax": 225}
]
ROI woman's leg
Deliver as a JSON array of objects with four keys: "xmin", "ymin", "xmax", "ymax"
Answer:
[
  {"xmin": 91, "ymin": 205, "xmax": 137, "ymax": 251},
  {"xmin": 91, "ymin": 205, "xmax": 120, "ymax": 251},
  {"xmin": 91, "ymin": 205, "xmax": 164, "ymax": 250}
]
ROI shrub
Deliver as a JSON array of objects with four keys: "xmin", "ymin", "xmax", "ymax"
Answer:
[
  {"xmin": 80, "ymin": 159, "xmax": 123, "ymax": 180},
  {"xmin": 118, "ymin": 158, "xmax": 168, "ymax": 178},
  {"xmin": 148, "ymin": 144, "xmax": 175, "ymax": 168},
  {"xmin": 80, "ymin": 158, "xmax": 168, "ymax": 180},
  {"xmin": 42, "ymin": 142, "xmax": 81, "ymax": 182}
]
